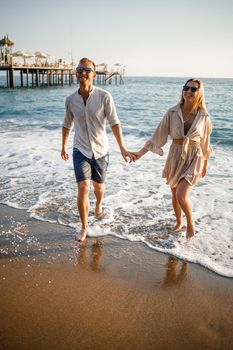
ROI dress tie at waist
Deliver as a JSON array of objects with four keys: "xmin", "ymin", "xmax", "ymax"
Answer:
[
  {"xmin": 173, "ymin": 138, "xmax": 198, "ymax": 145},
  {"xmin": 172, "ymin": 138, "xmax": 199, "ymax": 160}
]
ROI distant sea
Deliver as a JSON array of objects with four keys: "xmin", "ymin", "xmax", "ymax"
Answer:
[{"xmin": 0, "ymin": 76, "xmax": 233, "ymax": 277}]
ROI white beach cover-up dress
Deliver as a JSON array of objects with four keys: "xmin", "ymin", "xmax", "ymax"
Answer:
[{"xmin": 144, "ymin": 104, "xmax": 213, "ymax": 188}]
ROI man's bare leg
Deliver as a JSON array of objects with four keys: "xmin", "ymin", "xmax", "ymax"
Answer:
[
  {"xmin": 171, "ymin": 187, "xmax": 184, "ymax": 231},
  {"xmin": 93, "ymin": 181, "xmax": 105, "ymax": 218},
  {"xmin": 76, "ymin": 180, "xmax": 90, "ymax": 241},
  {"xmin": 176, "ymin": 179, "xmax": 195, "ymax": 239}
]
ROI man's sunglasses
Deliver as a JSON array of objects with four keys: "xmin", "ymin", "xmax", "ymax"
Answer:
[
  {"xmin": 183, "ymin": 86, "xmax": 199, "ymax": 93},
  {"xmin": 76, "ymin": 67, "xmax": 94, "ymax": 73}
]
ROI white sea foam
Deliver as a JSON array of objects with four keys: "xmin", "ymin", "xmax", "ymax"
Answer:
[{"xmin": 1, "ymin": 126, "xmax": 233, "ymax": 277}]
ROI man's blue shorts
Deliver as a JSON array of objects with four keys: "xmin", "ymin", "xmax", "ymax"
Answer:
[{"xmin": 73, "ymin": 148, "xmax": 109, "ymax": 184}]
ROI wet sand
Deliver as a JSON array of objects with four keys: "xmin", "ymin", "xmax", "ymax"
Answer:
[{"xmin": 1, "ymin": 204, "xmax": 233, "ymax": 350}]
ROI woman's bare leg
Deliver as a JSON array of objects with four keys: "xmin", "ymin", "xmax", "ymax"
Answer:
[
  {"xmin": 176, "ymin": 179, "xmax": 195, "ymax": 239},
  {"xmin": 171, "ymin": 187, "xmax": 184, "ymax": 231}
]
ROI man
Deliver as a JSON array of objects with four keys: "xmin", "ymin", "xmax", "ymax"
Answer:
[{"xmin": 61, "ymin": 57, "xmax": 134, "ymax": 242}]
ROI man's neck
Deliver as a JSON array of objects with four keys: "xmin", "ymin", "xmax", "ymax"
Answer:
[{"xmin": 79, "ymin": 83, "xmax": 93, "ymax": 97}]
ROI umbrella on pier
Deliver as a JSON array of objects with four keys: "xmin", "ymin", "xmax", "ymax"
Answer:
[
  {"xmin": 23, "ymin": 51, "xmax": 35, "ymax": 65},
  {"xmin": 34, "ymin": 51, "xmax": 48, "ymax": 59},
  {"xmin": 12, "ymin": 50, "xmax": 25, "ymax": 57},
  {"xmin": 96, "ymin": 62, "xmax": 109, "ymax": 73},
  {"xmin": 34, "ymin": 51, "xmax": 49, "ymax": 65},
  {"xmin": 113, "ymin": 63, "xmax": 125, "ymax": 74},
  {"xmin": 12, "ymin": 50, "xmax": 35, "ymax": 65}
]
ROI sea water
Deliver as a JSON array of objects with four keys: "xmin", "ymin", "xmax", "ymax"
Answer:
[{"xmin": 0, "ymin": 77, "xmax": 233, "ymax": 277}]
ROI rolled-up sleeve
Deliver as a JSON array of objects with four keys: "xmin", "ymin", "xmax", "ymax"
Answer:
[
  {"xmin": 144, "ymin": 112, "xmax": 170, "ymax": 156},
  {"xmin": 62, "ymin": 97, "xmax": 74, "ymax": 129},
  {"xmin": 201, "ymin": 115, "xmax": 213, "ymax": 160},
  {"xmin": 104, "ymin": 92, "xmax": 120, "ymax": 127}
]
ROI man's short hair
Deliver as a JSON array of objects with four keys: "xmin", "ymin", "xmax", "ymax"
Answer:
[{"xmin": 78, "ymin": 58, "xmax": 96, "ymax": 72}]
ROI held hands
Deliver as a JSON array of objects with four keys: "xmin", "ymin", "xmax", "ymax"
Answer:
[
  {"xmin": 120, "ymin": 148, "xmax": 137, "ymax": 163},
  {"xmin": 129, "ymin": 148, "xmax": 148, "ymax": 162},
  {"xmin": 130, "ymin": 151, "xmax": 144, "ymax": 161},
  {"xmin": 120, "ymin": 147, "xmax": 146, "ymax": 163}
]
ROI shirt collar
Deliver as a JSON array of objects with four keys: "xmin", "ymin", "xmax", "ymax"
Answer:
[{"xmin": 78, "ymin": 86, "xmax": 96, "ymax": 96}]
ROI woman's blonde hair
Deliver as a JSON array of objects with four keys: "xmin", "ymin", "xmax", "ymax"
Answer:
[{"xmin": 180, "ymin": 78, "xmax": 208, "ymax": 113}]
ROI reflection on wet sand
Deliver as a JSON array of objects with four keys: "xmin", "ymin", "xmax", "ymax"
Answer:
[
  {"xmin": 163, "ymin": 256, "xmax": 188, "ymax": 286},
  {"xmin": 75, "ymin": 239, "xmax": 104, "ymax": 272}
]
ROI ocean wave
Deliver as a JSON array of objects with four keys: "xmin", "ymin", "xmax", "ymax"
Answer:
[{"xmin": 1, "ymin": 77, "xmax": 233, "ymax": 277}]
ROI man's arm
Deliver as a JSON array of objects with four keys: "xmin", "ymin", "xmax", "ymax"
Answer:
[
  {"xmin": 111, "ymin": 124, "xmax": 135, "ymax": 162},
  {"xmin": 61, "ymin": 126, "xmax": 71, "ymax": 161}
]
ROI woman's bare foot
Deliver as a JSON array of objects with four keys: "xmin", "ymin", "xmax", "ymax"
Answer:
[
  {"xmin": 75, "ymin": 228, "xmax": 89, "ymax": 242},
  {"xmin": 172, "ymin": 223, "xmax": 184, "ymax": 232},
  {"xmin": 186, "ymin": 221, "xmax": 195, "ymax": 240}
]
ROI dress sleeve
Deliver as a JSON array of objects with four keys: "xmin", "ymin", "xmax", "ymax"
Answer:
[
  {"xmin": 144, "ymin": 112, "xmax": 170, "ymax": 156},
  {"xmin": 62, "ymin": 97, "xmax": 74, "ymax": 129},
  {"xmin": 201, "ymin": 115, "xmax": 213, "ymax": 160}
]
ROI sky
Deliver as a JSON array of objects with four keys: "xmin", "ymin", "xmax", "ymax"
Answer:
[{"xmin": 1, "ymin": 0, "xmax": 233, "ymax": 78}]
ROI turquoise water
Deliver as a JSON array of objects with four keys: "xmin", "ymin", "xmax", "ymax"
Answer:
[
  {"xmin": 1, "ymin": 76, "xmax": 233, "ymax": 145},
  {"xmin": 0, "ymin": 77, "xmax": 233, "ymax": 277}
]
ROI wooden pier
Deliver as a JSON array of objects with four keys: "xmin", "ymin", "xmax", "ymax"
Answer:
[
  {"xmin": 0, "ymin": 66, "xmax": 74, "ymax": 88},
  {"xmin": 0, "ymin": 35, "xmax": 124, "ymax": 88},
  {"xmin": 96, "ymin": 71, "xmax": 124, "ymax": 85},
  {"xmin": 0, "ymin": 65, "xmax": 124, "ymax": 88}
]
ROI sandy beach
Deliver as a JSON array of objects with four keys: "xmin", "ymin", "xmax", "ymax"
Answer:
[{"xmin": 1, "ymin": 203, "xmax": 233, "ymax": 350}]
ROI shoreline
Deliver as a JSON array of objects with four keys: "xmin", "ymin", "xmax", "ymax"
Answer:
[{"xmin": 1, "ymin": 203, "xmax": 233, "ymax": 349}]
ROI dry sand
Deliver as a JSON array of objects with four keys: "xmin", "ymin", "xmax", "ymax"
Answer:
[{"xmin": 1, "ymin": 204, "xmax": 233, "ymax": 350}]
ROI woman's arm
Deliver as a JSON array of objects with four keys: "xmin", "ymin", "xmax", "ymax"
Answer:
[
  {"xmin": 202, "ymin": 159, "xmax": 208, "ymax": 177},
  {"xmin": 133, "ymin": 147, "xmax": 149, "ymax": 160}
]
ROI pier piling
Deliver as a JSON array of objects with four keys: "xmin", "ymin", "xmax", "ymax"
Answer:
[{"xmin": 0, "ymin": 65, "xmax": 124, "ymax": 88}]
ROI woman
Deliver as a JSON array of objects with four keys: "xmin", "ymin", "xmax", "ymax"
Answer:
[{"xmin": 134, "ymin": 79, "xmax": 212, "ymax": 239}]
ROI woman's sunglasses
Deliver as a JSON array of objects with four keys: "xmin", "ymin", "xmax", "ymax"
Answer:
[{"xmin": 183, "ymin": 86, "xmax": 199, "ymax": 93}]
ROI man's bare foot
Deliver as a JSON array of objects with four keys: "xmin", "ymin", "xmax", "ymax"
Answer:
[
  {"xmin": 186, "ymin": 221, "xmax": 195, "ymax": 240},
  {"xmin": 94, "ymin": 210, "xmax": 107, "ymax": 220},
  {"xmin": 75, "ymin": 228, "xmax": 89, "ymax": 242},
  {"xmin": 172, "ymin": 223, "xmax": 184, "ymax": 232}
]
